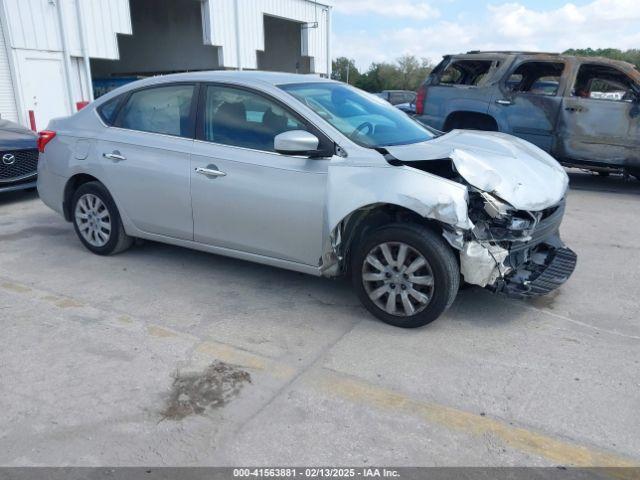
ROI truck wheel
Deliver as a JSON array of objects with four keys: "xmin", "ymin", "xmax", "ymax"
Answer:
[
  {"xmin": 351, "ymin": 223, "xmax": 460, "ymax": 328},
  {"xmin": 71, "ymin": 181, "xmax": 133, "ymax": 256}
]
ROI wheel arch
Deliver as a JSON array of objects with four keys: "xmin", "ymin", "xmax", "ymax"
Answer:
[
  {"xmin": 62, "ymin": 173, "xmax": 103, "ymax": 221},
  {"xmin": 329, "ymin": 203, "xmax": 454, "ymax": 276},
  {"xmin": 443, "ymin": 111, "xmax": 499, "ymax": 132}
]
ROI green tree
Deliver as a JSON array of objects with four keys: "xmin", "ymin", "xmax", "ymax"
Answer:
[
  {"xmin": 354, "ymin": 62, "xmax": 398, "ymax": 92},
  {"xmin": 396, "ymin": 55, "xmax": 434, "ymax": 90},
  {"xmin": 348, "ymin": 55, "xmax": 434, "ymax": 93},
  {"xmin": 331, "ymin": 57, "xmax": 360, "ymax": 84}
]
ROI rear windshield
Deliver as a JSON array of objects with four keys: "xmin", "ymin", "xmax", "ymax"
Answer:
[{"xmin": 280, "ymin": 83, "xmax": 434, "ymax": 148}]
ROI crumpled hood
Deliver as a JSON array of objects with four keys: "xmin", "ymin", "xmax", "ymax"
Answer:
[{"xmin": 384, "ymin": 130, "xmax": 569, "ymax": 211}]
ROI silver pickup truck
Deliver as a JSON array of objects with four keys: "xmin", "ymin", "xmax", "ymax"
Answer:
[{"xmin": 415, "ymin": 51, "xmax": 640, "ymax": 178}]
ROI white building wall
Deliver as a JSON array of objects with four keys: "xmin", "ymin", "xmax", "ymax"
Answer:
[
  {"xmin": 2, "ymin": 0, "xmax": 131, "ymax": 59},
  {"xmin": 204, "ymin": 0, "xmax": 332, "ymax": 74},
  {"xmin": 0, "ymin": 14, "xmax": 18, "ymax": 122},
  {"xmin": 0, "ymin": 0, "xmax": 332, "ymax": 127}
]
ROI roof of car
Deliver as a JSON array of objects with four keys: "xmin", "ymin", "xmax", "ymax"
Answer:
[
  {"xmin": 132, "ymin": 70, "xmax": 335, "ymax": 88},
  {"xmin": 452, "ymin": 51, "xmax": 638, "ymax": 71}
]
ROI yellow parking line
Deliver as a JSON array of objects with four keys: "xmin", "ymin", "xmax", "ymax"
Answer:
[
  {"xmin": 314, "ymin": 370, "xmax": 639, "ymax": 468},
  {"xmin": 196, "ymin": 341, "xmax": 296, "ymax": 379},
  {"xmin": 1, "ymin": 282, "xmax": 31, "ymax": 293}
]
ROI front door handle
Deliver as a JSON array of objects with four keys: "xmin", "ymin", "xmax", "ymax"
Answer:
[
  {"xmin": 564, "ymin": 106, "xmax": 584, "ymax": 113},
  {"xmin": 103, "ymin": 151, "xmax": 126, "ymax": 161},
  {"xmin": 195, "ymin": 166, "xmax": 227, "ymax": 178},
  {"xmin": 495, "ymin": 99, "xmax": 513, "ymax": 106}
]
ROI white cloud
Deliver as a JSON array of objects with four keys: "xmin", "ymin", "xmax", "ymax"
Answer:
[
  {"xmin": 334, "ymin": 0, "xmax": 640, "ymax": 69},
  {"xmin": 334, "ymin": 0, "xmax": 440, "ymax": 20}
]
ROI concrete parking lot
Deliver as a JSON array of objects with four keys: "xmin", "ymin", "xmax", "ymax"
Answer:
[{"xmin": 0, "ymin": 171, "xmax": 639, "ymax": 467}]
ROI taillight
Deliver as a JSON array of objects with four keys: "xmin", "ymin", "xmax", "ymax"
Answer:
[
  {"xmin": 415, "ymin": 85, "xmax": 426, "ymax": 115},
  {"xmin": 37, "ymin": 130, "xmax": 56, "ymax": 153}
]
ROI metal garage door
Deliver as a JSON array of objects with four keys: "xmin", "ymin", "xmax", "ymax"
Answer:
[{"xmin": 0, "ymin": 19, "xmax": 18, "ymax": 123}]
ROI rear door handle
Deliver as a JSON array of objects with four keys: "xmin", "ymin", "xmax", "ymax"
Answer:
[
  {"xmin": 564, "ymin": 106, "xmax": 584, "ymax": 113},
  {"xmin": 103, "ymin": 151, "xmax": 126, "ymax": 161},
  {"xmin": 195, "ymin": 166, "xmax": 227, "ymax": 178},
  {"xmin": 495, "ymin": 99, "xmax": 513, "ymax": 106}
]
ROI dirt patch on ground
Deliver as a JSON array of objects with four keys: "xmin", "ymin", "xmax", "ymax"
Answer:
[{"xmin": 161, "ymin": 361, "xmax": 251, "ymax": 420}]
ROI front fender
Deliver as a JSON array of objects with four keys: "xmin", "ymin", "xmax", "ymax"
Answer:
[{"xmin": 327, "ymin": 163, "xmax": 472, "ymax": 234}]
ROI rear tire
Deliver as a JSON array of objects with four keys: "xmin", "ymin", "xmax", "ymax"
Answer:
[
  {"xmin": 71, "ymin": 181, "xmax": 133, "ymax": 256},
  {"xmin": 351, "ymin": 223, "xmax": 460, "ymax": 328}
]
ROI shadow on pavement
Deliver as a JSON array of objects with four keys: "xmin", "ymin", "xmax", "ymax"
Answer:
[
  {"xmin": 0, "ymin": 188, "xmax": 38, "ymax": 206},
  {"xmin": 567, "ymin": 169, "xmax": 640, "ymax": 195}
]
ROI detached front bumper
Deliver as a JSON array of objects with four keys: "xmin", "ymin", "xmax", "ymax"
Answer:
[
  {"xmin": 456, "ymin": 196, "xmax": 577, "ymax": 297},
  {"xmin": 492, "ymin": 241, "xmax": 577, "ymax": 298}
]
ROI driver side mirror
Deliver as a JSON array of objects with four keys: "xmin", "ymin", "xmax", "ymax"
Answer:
[{"xmin": 274, "ymin": 130, "xmax": 320, "ymax": 156}]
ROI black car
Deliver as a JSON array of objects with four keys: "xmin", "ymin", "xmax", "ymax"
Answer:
[{"xmin": 0, "ymin": 119, "xmax": 39, "ymax": 193}]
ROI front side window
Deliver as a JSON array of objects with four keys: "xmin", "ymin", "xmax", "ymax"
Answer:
[
  {"xmin": 281, "ymin": 82, "xmax": 434, "ymax": 148},
  {"xmin": 506, "ymin": 62, "xmax": 564, "ymax": 96},
  {"xmin": 116, "ymin": 84, "xmax": 195, "ymax": 137},
  {"xmin": 202, "ymin": 85, "xmax": 308, "ymax": 152},
  {"xmin": 573, "ymin": 64, "xmax": 638, "ymax": 102}
]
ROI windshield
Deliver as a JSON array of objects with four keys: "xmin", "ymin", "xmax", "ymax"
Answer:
[{"xmin": 280, "ymin": 82, "xmax": 434, "ymax": 148}]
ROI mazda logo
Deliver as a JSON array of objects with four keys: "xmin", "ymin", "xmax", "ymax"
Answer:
[{"xmin": 2, "ymin": 154, "xmax": 16, "ymax": 165}]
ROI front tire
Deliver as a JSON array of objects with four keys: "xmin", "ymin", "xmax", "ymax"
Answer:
[
  {"xmin": 72, "ymin": 181, "xmax": 133, "ymax": 255},
  {"xmin": 351, "ymin": 223, "xmax": 460, "ymax": 328}
]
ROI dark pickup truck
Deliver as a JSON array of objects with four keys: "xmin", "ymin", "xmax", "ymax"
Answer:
[{"xmin": 415, "ymin": 51, "xmax": 640, "ymax": 177}]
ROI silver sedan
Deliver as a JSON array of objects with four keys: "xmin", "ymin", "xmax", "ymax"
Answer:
[{"xmin": 37, "ymin": 71, "xmax": 576, "ymax": 327}]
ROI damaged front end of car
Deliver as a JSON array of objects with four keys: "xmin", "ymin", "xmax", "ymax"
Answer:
[
  {"xmin": 444, "ymin": 189, "xmax": 577, "ymax": 298},
  {"xmin": 381, "ymin": 131, "xmax": 578, "ymax": 298}
]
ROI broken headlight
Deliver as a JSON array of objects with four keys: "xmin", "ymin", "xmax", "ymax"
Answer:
[{"xmin": 468, "ymin": 191, "xmax": 535, "ymax": 241}]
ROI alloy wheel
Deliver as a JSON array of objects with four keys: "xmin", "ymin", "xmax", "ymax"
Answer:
[
  {"xmin": 74, "ymin": 193, "xmax": 112, "ymax": 247},
  {"xmin": 361, "ymin": 241, "xmax": 434, "ymax": 317}
]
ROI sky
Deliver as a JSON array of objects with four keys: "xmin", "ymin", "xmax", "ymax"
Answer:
[{"xmin": 331, "ymin": 0, "xmax": 640, "ymax": 69}]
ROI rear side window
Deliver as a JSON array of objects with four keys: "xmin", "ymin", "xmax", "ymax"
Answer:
[
  {"xmin": 506, "ymin": 62, "xmax": 564, "ymax": 96},
  {"xmin": 439, "ymin": 60, "xmax": 493, "ymax": 86},
  {"xmin": 97, "ymin": 96, "xmax": 122, "ymax": 125},
  {"xmin": 573, "ymin": 64, "xmax": 638, "ymax": 102},
  {"xmin": 116, "ymin": 84, "xmax": 195, "ymax": 137}
]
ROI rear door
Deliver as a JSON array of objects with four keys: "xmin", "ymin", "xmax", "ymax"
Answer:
[
  {"xmin": 556, "ymin": 62, "xmax": 640, "ymax": 166},
  {"xmin": 488, "ymin": 59, "xmax": 567, "ymax": 152},
  {"xmin": 97, "ymin": 83, "xmax": 197, "ymax": 240}
]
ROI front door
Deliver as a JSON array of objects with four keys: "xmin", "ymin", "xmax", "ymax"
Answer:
[
  {"xmin": 556, "ymin": 62, "xmax": 640, "ymax": 166},
  {"xmin": 489, "ymin": 60, "xmax": 567, "ymax": 152},
  {"xmin": 98, "ymin": 83, "xmax": 196, "ymax": 240},
  {"xmin": 190, "ymin": 84, "xmax": 329, "ymax": 266}
]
